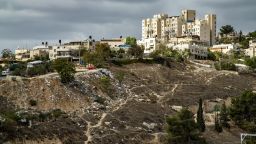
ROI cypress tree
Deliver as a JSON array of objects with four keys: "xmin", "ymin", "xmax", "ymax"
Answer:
[
  {"xmin": 220, "ymin": 102, "xmax": 230, "ymax": 129},
  {"xmin": 197, "ymin": 98, "xmax": 205, "ymax": 132},
  {"xmin": 215, "ymin": 113, "xmax": 223, "ymax": 133}
]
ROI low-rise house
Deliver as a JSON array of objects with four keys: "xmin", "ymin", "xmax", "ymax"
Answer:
[
  {"xmin": 15, "ymin": 48, "xmax": 30, "ymax": 61},
  {"xmin": 209, "ymin": 44, "xmax": 237, "ymax": 54},
  {"xmin": 64, "ymin": 39, "xmax": 96, "ymax": 50},
  {"xmin": 171, "ymin": 43, "xmax": 208, "ymax": 59},
  {"xmin": 49, "ymin": 39, "xmax": 97, "ymax": 61},
  {"xmin": 30, "ymin": 44, "xmax": 51, "ymax": 60},
  {"xmin": 245, "ymin": 40, "xmax": 256, "ymax": 58},
  {"xmin": 137, "ymin": 38, "xmax": 157, "ymax": 54},
  {"xmin": 100, "ymin": 38, "xmax": 126, "ymax": 49}
]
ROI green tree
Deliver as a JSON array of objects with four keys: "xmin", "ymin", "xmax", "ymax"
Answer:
[
  {"xmin": 245, "ymin": 57, "xmax": 256, "ymax": 69},
  {"xmin": 1, "ymin": 49, "xmax": 14, "ymax": 59},
  {"xmin": 248, "ymin": 31, "xmax": 256, "ymax": 39},
  {"xmin": 197, "ymin": 98, "xmax": 205, "ymax": 132},
  {"xmin": 230, "ymin": 91, "xmax": 256, "ymax": 133},
  {"xmin": 126, "ymin": 37, "xmax": 137, "ymax": 47},
  {"xmin": 166, "ymin": 108, "xmax": 206, "ymax": 144},
  {"xmin": 53, "ymin": 59, "xmax": 76, "ymax": 83},
  {"xmin": 220, "ymin": 25, "xmax": 235, "ymax": 36},
  {"xmin": 115, "ymin": 71, "xmax": 125, "ymax": 86},
  {"xmin": 83, "ymin": 43, "xmax": 111, "ymax": 67},
  {"xmin": 238, "ymin": 30, "xmax": 243, "ymax": 42},
  {"xmin": 215, "ymin": 113, "xmax": 223, "ymax": 133},
  {"xmin": 220, "ymin": 102, "xmax": 230, "ymax": 129},
  {"xmin": 127, "ymin": 45, "xmax": 144, "ymax": 59}
]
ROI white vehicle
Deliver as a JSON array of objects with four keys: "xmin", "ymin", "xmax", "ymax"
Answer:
[{"xmin": 1, "ymin": 69, "xmax": 10, "ymax": 76}]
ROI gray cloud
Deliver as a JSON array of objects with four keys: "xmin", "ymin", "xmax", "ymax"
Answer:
[{"xmin": 0, "ymin": 0, "xmax": 255, "ymax": 50}]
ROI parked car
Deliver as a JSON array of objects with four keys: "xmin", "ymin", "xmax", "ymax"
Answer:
[{"xmin": 1, "ymin": 69, "xmax": 10, "ymax": 76}]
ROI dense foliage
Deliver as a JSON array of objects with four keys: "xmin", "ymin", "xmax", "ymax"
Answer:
[
  {"xmin": 83, "ymin": 43, "xmax": 111, "ymax": 67},
  {"xmin": 127, "ymin": 45, "xmax": 144, "ymax": 59},
  {"xmin": 197, "ymin": 98, "xmax": 205, "ymax": 132},
  {"xmin": 245, "ymin": 57, "xmax": 256, "ymax": 69},
  {"xmin": 220, "ymin": 25, "xmax": 234, "ymax": 36},
  {"xmin": 166, "ymin": 109, "xmax": 206, "ymax": 144},
  {"xmin": 1, "ymin": 49, "xmax": 14, "ymax": 59},
  {"xmin": 53, "ymin": 59, "xmax": 76, "ymax": 83},
  {"xmin": 149, "ymin": 45, "xmax": 187, "ymax": 62},
  {"xmin": 125, "ymin": 37, "xmax": 137, "ymax": 47},
  {"xmin": 214, "ymin": 60, "xmax": 236, "ymax": 71},
  {"xmin": 220, "ymin": 103, "xmax": 230, "ymax": 129},
  {"xmin": 230, "ymin": 91, "xmax": 256, "ymax": 133}
]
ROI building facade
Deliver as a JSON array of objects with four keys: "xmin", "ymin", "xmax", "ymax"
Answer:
[
  {"xmin": 245, "ymin": 40, "xmax": 256, "ymax": 57},
  {"xmin": 100, "ymin": 38, "xmax": 126, "ymax": 48},
  {"xmin": 210, "ymin": 44, "xmax": 237, "ymax": 54},
  {"xmin": 137, "ymin": 38, "xmax": 157, "ymax": 54},
  {"xmin": 15, "ymin": 48, "xmax": 30, "ymax": 61},
  {"xmin": 30, "ymin": 45, "xmax": 50, "ymax": 60},
  {"xmin": 142, "ymin": 10, "xmax": 217, "ymax": 46}
]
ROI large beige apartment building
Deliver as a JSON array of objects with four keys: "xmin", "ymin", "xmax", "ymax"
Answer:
[{"xmin": 142, "ymin": 10, "xmax": 216, "ymax": 46}]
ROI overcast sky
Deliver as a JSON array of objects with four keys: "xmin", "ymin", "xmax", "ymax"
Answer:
[{"xmin": 0, "ymin": 0, "xmax": 255, "ymax": 50}]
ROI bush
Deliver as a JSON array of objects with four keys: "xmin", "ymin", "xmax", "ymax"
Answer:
[
  {"xmin": 99, "ymin": 76, "xmax": 111, "ymax": 91},
  {"xmin": 51, "ymin": 109, "xmax": 64, "ymax": 118},
  {"xmin": 214, "ymin": 60, "xmax": 236, "ymax": 71},
  {"xmin": 94, "ymin": 96, "xmax": 106, "ymax": 104},
  {"xmin": 166, "ymin": 108, "xmax": 206, "ymax": 144},
  {"xmin": 115, "ymin": 71, "xmax": 125, "ymax": 85},
  {"xmin": 83, "ymin": 43, "xmax": 111, "ymax": 68},
  {"xmin": 29, "ymin": 100, "xmax": 37, "ymax": 106},
  {"xmin": 245, "ymin": 57, "xmax": 256, "ymax": 69},
  {"xmin": 230, "ymin": 91, "xmax": 256, "ymax": 133},
  {"xmin": 53, "ymin": 59, "xmax": 76, "ymax": 83}
]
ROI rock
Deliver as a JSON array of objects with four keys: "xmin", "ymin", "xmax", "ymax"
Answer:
[
  {"xmin": 143, "ymin": 122, "xmax": 157, "ymax": 130},
  {"xmin": 105, "ymin": 122, "xmax": 111, "ymax": 125},
  {"xmin": 171, "ymin": 105, "xmax": 183, "ymax": 112}
]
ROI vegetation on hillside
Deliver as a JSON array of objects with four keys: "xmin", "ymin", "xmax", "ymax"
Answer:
[
  {"xmin": 53, "ymin": 59, "xmax": 76, "ymax": 83},
  {"xmin": 166, "ymin": 108, "xmax": 206, "ymax": 144}
]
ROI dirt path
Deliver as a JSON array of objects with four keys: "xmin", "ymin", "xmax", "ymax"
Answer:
[{"xmin": 84, "ymin": 113, "xmax": 107, "ymax": 144}]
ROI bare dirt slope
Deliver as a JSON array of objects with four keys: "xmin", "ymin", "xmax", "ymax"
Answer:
[{"xmin": 0, "ymin": 62, "xmax": 255, "ymax": 144}]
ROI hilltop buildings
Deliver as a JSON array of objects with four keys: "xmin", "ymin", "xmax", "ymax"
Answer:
[
  {"xmin": 245, "ymin": 40, "xmax": 256, "ymax": 58},
  {"xmin": 15, "ymin": 48, "xmax": 30, "ymax": 62},
  {"xmin": 140, "ymin": 10, "xmax": 217, "ymax": 53},
  {"xmin": 142, "ymin": 10, "xmax": 216, "ymax": 45}
]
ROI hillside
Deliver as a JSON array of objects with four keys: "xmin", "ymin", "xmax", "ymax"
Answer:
[{"xmin": 0, "ymin": 61, "xmax": 255, "ymax": 144}]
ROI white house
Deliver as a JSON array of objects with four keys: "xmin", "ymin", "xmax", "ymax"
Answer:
[
  {"xmin": 209, "ymin": 44, "xmax": 237, "ymax": 54},
  {"xmin": 171, "ymin": 43, "xmax": 208, "ymax": 59},
  {"xmin": 245, "ymin": 40, "xmax": 256, "ymax": 57},
  {"xmin": 49, "ymin": 45, "xmax": 79, "ymax": 61},
  {"xmin": 15, "ymin": 48, "xmax": 30, "ymax": 61},
  {"xmin": 100, "ymin": 38, "xmax": 126, "ymax": 48},
  {"xmin": 137, "ymin": 38, "xmax": 157, "ymax": 54},
  {"xmin": 30, "ymin": 44, "xmax": 51, "ymax": 59}
]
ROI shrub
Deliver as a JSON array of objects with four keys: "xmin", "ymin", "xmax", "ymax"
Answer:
[
  {"xmin": 245, "ymin": 57, "xmax": 256, "ymax": 69},
  {"xmin": 115, "ymin": 71, "xmax": 125, "ymax": 85},
  {"xmin": 99, "ymin": 76, "xmax": 111, "ymax": 91},
  {"xmin": 230, "ymin": 91, "xmax": 256, "ymax": 133},
  {"xmin": 53, "ymin": 59, "xmax": 76, "ymax": 83},
  {"xmin": 166, "ymin": 108, "xmax": 206, "ymax": 144},
  {"xmin": 51, "ymin": 109, "xmax": 64, "ymax": 118},
  {"xmin": 214, "ymin": 60, "xmax": 236, "ymax": 71},
  {"xmin": 29, "ymin": 100, "xmax": 37, "ymax": 106},
  {"xmin": 94, "ymin": 96, "xmax": 105, "ymax": 104}
]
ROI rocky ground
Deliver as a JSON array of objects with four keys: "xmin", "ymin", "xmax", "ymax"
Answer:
[{"xmin": 0, "ymin": 61, "xmax": 255, "ymax": 144}]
